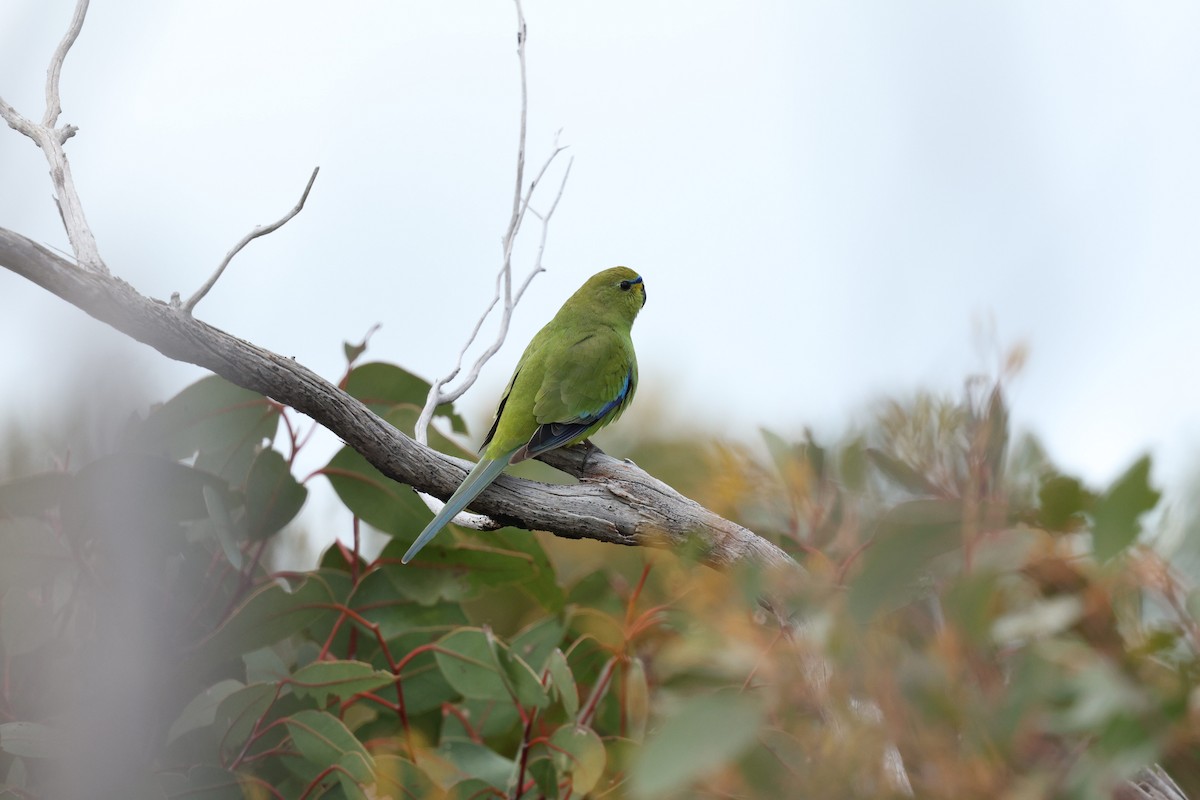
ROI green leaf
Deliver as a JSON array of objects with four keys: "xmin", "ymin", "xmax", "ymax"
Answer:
[
  {"xmin": 1091, "ymin": 455, "xmax": 1160, "ymax": 561},
  {"xmin": 866, "ymin": 448, "xmax": 940, "ymax": 496},
  {"xmin": 529, "ymin": 758, "xmax": 560, "ymax": 799},
  {"xmin": 435, "ymin": 740, "xmax": 515, "ymax": 790},
  {"xmin": 623, "ymin": 657, "xmax": 649, "ymax": 740},
  {"xmin": 550, "ymin": 724, "xmax": 606, "ymax": 795},
  {"xmin": 491, "ymin": 629, "xmax": 552, "ymax": 710},
  {"xmin": 629, "ymin": 692, "xmax": 765, "ymax": 798},
  {"xmin": 434, "ymin": 628, "xmax": 548, "ymax": 708},
  {"xmin": 323, "ymin": 443, "xmax": 432, "ymax": 539},
  {"xmin": 337, "ymin": 573, "xmax": 466, "ymax": 713},
  {"xmin": 203, "ymin": 485, "xmax": 242, "ymax": 569},
  {"xmin": 342, "ymin": 325, "xmax": 379, "ymax": 367},
  {"xmin": 445, "ymin": 778, "xmax": 505, "ymax": 799},
  {"xmin": 285, "ymin": 709, "xmax": 376, "ymax": 788},
  {"xmin": 167, "ymin": 679, "xmax": 245, "ymax": 745},
  {"xmin": 547, "ymin": 649, "xmax": 579, "ymax": 719},
  {"xmin": 371, "ymin": 755, "xmax": 437, "ymax": 799},
  {"xmin": 193, "ymin": 574, "xmax": 335, "ymax": 660},
  {"xmin": 0, "ymin": 722, "xmax": 59, "ymax": 759},
  {"xmin": 244, "ymin": 448, "xmax": 308, "ymax": 540},
  {"xmin": 434, "ymin": 628, "xmax": 509, "ymax": 703},
  {"xmin": 376, "ymin": 538, "xmax": 533, "ymax": 604},
  {"xmin": 509, "ymin": 615, "xmax": 566, "ymax": 673},
  {"xmin": 133, "ymin": 375, "xmax": 279, "ymax": 483},
  {"xmin": 803, "ymin": 431, "xmax": 827, "ymax": 480},
  {"xmin": 838, "ymin": 436, "xmax": 868, "ymax": 492},
  {"xmin": 570, "ymin": 608, "xmax": 625, "ymax": 651},
  {"xmin": 345, "ymin": 362, "xmax": 466, "ymax": 433},
  {"xmin": 847, "ymin": 499, "xmax": 964, "ymax": 624},
  {"xmin": 462, "ymin": 528, "xmax": 565, "ymax": 612},
  {"xmin": 1039, "ymin": 475, "xmax": 1090, "ymax": 532},
  {"xmin": 214, "ymin": 683, "xmax": 278, "ymax": 755},
  {"xmin": 290, "ymin": 660, "xmax": 395, "ymax": 706},
  {"xmin": 348, "ymin": 570, "xmax": 467, "ymax": 640},
  {"xmin": 943, "ymin": 571, "xmax": 1003, "ymax": 646}
]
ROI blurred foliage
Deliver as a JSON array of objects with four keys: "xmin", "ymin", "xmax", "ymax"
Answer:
[{"xmin": 0, "ymin": 355, "xmax": 1198, "ymax": 800}]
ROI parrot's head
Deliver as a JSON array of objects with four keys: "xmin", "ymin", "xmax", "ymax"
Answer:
[{"xmin": 567, "ymin": 266, "xmax": 646, "ymax": 325}]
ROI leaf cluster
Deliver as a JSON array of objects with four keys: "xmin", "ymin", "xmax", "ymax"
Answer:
[{"xmin": 0, "ymin": 363, "xmax": 1196, "ymax": 799}]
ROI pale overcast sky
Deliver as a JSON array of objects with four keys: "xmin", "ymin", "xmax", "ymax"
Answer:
[{"xmin": 3, "ymin": 2, "xmax": 1200, "ymax": 506}]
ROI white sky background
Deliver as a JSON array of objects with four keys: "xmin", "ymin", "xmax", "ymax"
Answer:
[{"xmin": 3, "ymin": 1, "xmax": 1200, "ymax": 513}]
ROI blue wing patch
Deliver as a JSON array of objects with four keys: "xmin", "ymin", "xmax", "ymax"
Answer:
[{"xmin": 515, "ymin": 369, "xmax": 633, "ymax": 461}]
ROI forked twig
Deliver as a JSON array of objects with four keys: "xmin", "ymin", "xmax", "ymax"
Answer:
[
  {"xmin": 181, "ymin": 166, "xmax": 320, "ymax": 313},
  {"xmin": 411, "ymin": 0, "xmax": 573, "ymax": 532},
  {"xmin": 0, "ymin": 0, "xmax": 105, "ymax": 273}
]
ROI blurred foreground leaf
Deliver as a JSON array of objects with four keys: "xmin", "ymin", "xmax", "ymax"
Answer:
[
  {"xmin": 630, "ymin": 691, "xmax": 765, "ymax": 798},
  {"xmin": 1091, "ymin": 455, "xmax": 1159, "ymax": 561},
  {"xmin": 848, "ymin": 499, "xmax": 963, "ymax": 624}
]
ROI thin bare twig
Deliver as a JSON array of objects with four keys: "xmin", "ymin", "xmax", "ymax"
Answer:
[
  {"xmin": 43, "ymin": 0, "xmax": 89, "ymax": 128},
  {"xmin": 0, "ymin": 0, "xmax": 105, "ymax": 274},
  {"xmin": 522, "ymin": 152, "xmax": 573, "ymax": 304},
  {"xmin": 420, "ymin": 136, "xmax": 569, "ymax": 422},
  {"xmin": 181, "ymin": 166, "xmax": 320, "ymax": 314},
  {"xmin": 414, "ymin": 0, "xmax": 540, "ymax": 448},
  {"xmin": 411, "ymin": 0, "xmax": 575, "ymax": 533}
]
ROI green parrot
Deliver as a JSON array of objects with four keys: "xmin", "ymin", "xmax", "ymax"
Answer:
[{"xmin": 402, "ymin": 266, "xmax": 647, "ymax": 564}]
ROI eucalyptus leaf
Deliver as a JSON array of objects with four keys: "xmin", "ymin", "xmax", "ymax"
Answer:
[
  {"xmin": 192, "ymin": 575, "xmax": 335, "ymax": 661},
  {"xmin": 1091, "ymin": 455, "xmax": 1160, "ymax": 561},
  {"xmin": 550, "ymin": 724, "xmax": 606, "ymax": 795},
  {"xmin": 284, "ymin": 709, "xmax": 376, "ymax": 783},
  {"xmin": 434, "ymin": 628, "xmax": 548, "ymax": 708},
  {"xmin": 630, "ymin": 692, "xmax": 764, "ymax": 798},
  {"xmin": 290, "ymin": 660, "xmax": 395, "ymax": 706},
  {"xmin": 547, "ymin": 648, "xmax": 579, "ymax": 718},
  {"xmin": 244, "ymin": 448, "xmax": 308, "ymax": 541}
]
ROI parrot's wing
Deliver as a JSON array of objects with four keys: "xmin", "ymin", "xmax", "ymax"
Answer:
[
  {"xmin": 479, "ymin": 369, "xmax": 518, "ymax": 452},
  {"xmin": 479, "ymin": 330, "xmax": 547, "ymax": 452},
  {"xmin": 514, "ymin": 332, "xmax": 635, "ymax": 461}
]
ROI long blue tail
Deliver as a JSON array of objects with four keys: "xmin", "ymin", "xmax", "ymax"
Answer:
[{"xmin": 401, "ymin": 455, "xmax": 511, "ymax": 563}]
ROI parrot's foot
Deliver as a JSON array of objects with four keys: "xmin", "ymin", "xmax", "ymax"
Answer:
[{"xmin": 580, "ymin": 438, "xmax": 599, "ymax": 471}]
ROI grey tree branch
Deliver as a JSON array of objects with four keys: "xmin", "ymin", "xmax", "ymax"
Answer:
[
  {"xmin": 0, "ymin": 0, "xmax": 106, "ymax": 275},
  {"xmin": 0, "ymin": 226, "xmax": 798, "ymax": 573},
  {"xmin": 179, "ymin": 166, "xmax": 320, "ymax": 313}
]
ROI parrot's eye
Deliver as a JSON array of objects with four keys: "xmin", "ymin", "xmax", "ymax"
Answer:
[{"xmin": 619, "ymin": 280, "xmax": 632, "ymax": 291}]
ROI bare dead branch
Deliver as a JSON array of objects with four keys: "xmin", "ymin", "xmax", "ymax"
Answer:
[
  {"xmin": 411, "ymin": 0, "xmax": 574, "ymax": 531},
  {"xmin": 414, "ymin": 0, "xmax": 546, "ymax": 450},
  {"xmin": 0, "ymin": 226, "xmax": 798, "ymax": 574},
  {"xmin": 181, "ymin": 166, "xmax": 320, "ymax": 314},
  {"xmin": 0, "ymin": 0, "xmax": 105, "ymax": 274},
  {"xmin": 43, "ymin": 0, "xmax": 90, "ymax": 128},
  {"xmin": 521, "ymin": 153, "xmax": 573, "ymax": 305}
]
